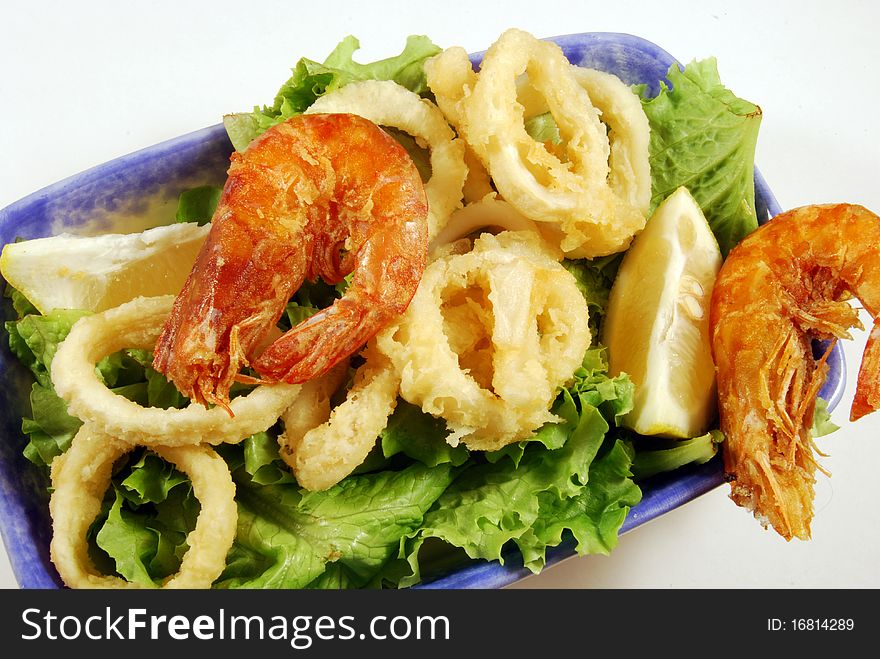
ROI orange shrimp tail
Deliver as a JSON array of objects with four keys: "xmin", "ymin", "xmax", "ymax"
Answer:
[
  {"xmin": 255, "ymin": 299, "xmax": 381, "ymax": 383},
  {"xmin": 851, "ymin": 322, "xmax": 880, "ymax": 421}
]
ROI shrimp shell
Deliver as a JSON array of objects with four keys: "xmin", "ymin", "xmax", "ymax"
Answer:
[
  {"xmin": 153, "ymin": 113, "xmax": 428, "ymax": 409},
  {"xmin": 710, "ymin": 203, "xmax": 880, "ymax": 540}
]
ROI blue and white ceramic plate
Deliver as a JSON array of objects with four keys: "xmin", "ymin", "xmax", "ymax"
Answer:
[{"xmin": 0, "ymin": 32, "xmax": 845, "ymax": 589}]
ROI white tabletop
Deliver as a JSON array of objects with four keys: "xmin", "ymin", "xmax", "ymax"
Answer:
[{"xmin": 2, "ymin": 0, "xmax": 878, "ymax": 589}]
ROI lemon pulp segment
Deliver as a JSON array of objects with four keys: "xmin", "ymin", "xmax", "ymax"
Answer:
[
  {"xmin": 1, "ymin": 222, "xmax": 210, "ymax": 314},
  {"xmin": 602, "ymin": 186, "xmax": 722, "ymax": 438}
]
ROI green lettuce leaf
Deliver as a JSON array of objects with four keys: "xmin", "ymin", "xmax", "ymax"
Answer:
[
  {"xmin": 401, "ymin": 346, "xmax": 640, "ymax": 583},
  {"xmin": 216, "ymin": 462, "xmax": 455, "ymax": 589},
  {"xmin": 517, "ymin": 439, "xmax": 641, "ymax": 568},
  {"xmin": 323, "ymin": 35, "xmax": 441, "ymax": 94},
  {"xmin": 95, "ymin": 488, "xmax": 164, "ymax": 587},
  {"xmin": 524, "ymin": 111, "xmax": 561, "ymax": 144},
  {"xmin": 6, "ymin": 309, "xmax": 90, "ymax": 387},
  {"xmin": 6, "ymin": 309, "xmax": 90, "ymax": 466},
  {"xmin": 486, "ymin": 346, "xmax": 633, "ymax": 466},
  {"xmin": 175, "ymin": 185, "xmax": 222, "ymax": 225},
  {"xmin": 119, "ymin": 452, "xmax": 190, "ymax": 505},
  {"xmin": 568, "ymin": 346, "xmax": 635, "ymax": 422},
  {"xmin": 641, "ymin": 58, "xmax": 762, "ymax": 255},
  {"xmin": 5, "ymin": 302, "xmax": 188, "ymax": 466},
  {"xmin": 409, "ymin": 410, "xmax": 610, "ymax": 559},
  {"xmin": 630, "ymin": 429, "xmax": 724, "ymax": 481},
  {"xmin": 20, "ymin": 382, "xmax": 82, "ymax": 467},
  {"xmin": 305, "ymin": 563, "xmax": 356, "ymax": 589},
  {"xmin": 812, "ymin": 396, "xmax": 839, "ymax": 438},
  {"xmin": 223, "ymin": 35, "xmax": 442, "ymax": 151},
  {"xmin": 561, "ymin": 256, "xmax": 621, "ymax": 342},
  {"xmin": 239, "ymin": 431, "xmax": 298, "ymax": 486},
  {"xmin": 94, "ymin": 452, "xmax": 200, "ymax": 586},
  {"xmin": 381, "ymin": 400, "xmax": 470, "ymax": 468}
]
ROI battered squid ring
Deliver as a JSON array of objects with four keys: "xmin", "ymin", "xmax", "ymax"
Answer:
[
  {"xmin": 376, "ymin": 230, "xmax": 591, "ymax": 451},
  {"xmin": 427, "ymin": 29, "xmax": 648, "ymax": 258},
  {"xmin": 569, "ymin": 67, "xmax": 651, "ymax": 214},
  {"xmin": 516, "ymin": 66, "xmax": 651, "ymax": 214},
  {"xmin": 306, "ymin": 80, "xmax": 468, "ymax": 241},
  {"xmin": 49, "ymin": 426, "xmax": 236, "ymax": 588},
  {"xmin": 424, "ymin": 46, "xmax": 475, "ymax": 132},
  {"xmin": 278, "ymin": 345, "xmax": 399, "ymax": 491},
  {"xmin": 51, "ymin": 295, "xmax": 300, "ymax": 446},
  {"xmin": 462, "ymin": 145, "xmax": 494, "ymax": 205},
  {"xmin": 428, "ymin": 195, "xmax": 547, "ymax": 256},
  {"xmin": 421, "ymin": 53, "xmax": 497, "ymax": 206}
]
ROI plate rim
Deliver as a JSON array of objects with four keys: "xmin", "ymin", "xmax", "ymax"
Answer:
[{"xmin": 0, "ymin": 30, "xmax": 847, "ymax": 590}]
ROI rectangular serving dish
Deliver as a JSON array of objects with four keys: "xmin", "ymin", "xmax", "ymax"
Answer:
[{"xmin": 0, "ymin": 32, "xmax": 845, "ymax": 589}]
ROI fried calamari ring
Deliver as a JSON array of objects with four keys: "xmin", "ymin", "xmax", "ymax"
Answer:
[
  {"xmin": 569, "ymin": 67, "xmax": 651, "ymax": 213},
  {"xmin": 277, "ymin": 362, "xmax": 350, "ymax": 475},
  {"xmin": 462, "ymin": 145, "xmax": 494, "ymax": 205},
  {"xmin": 429, "ymin": 195, "xmax": 546, "ymax": 255},
  {"xmin": 427, "ymin": 29, "xmax": 647, "ymax": 258},
  {"xmin": 49, "ymin": 426, "xmax": 236, "ymax": 588},
  {"xmin": 306, "ymin": 80, "xmax": 467, "ymax": 241},
  {"xmin": 423, "ymin": 47, "xmax": 497, "ymax": 205},
  {"xmin": 51, "ymin": 295, "xmax": 300, "ymax": 446},
  {"xmin": 424, "ymin": 46, "xmax": 474, "ymax": 132},
  {"xmin": 516, "ymin": 66, "xmax": 651, "ymax": 214},
  {"xmin": 278, "ymin": 346, "xmax": 399, "ymax": 491},
  {"xmin": 376, "ymin": 230, "xmax": 590, "ymax": 451}
]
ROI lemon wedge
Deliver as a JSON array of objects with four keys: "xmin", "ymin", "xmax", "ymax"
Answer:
[
  {"xmin": 0, "ymin": 222, "xmax": 210, "ymax": 314},
  {"xmin": 602, "ymin": 186, "xmax": 722, "ymax": 438}
]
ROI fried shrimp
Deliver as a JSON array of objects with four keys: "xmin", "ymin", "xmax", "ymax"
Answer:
[
  {"xmin": 305, "ymin": 80, "xmax": 468, "ymax": 242},
  {"xmin": 710, "ymin": 203, "xmax": 880, "ymax": 540},
  {"xmin": 153, "ymin": 113, "xmax": 429, "ymax": 409}
]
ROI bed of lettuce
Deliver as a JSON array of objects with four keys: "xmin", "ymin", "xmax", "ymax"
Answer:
[{"xmin": 5, "ymin": 34, "xmax": 836, "ymax": 588}]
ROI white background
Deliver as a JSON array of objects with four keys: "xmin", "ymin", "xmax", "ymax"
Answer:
[{"xmin": 1, "ymin": 0, "xmax": 879, "ymax": 589}]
